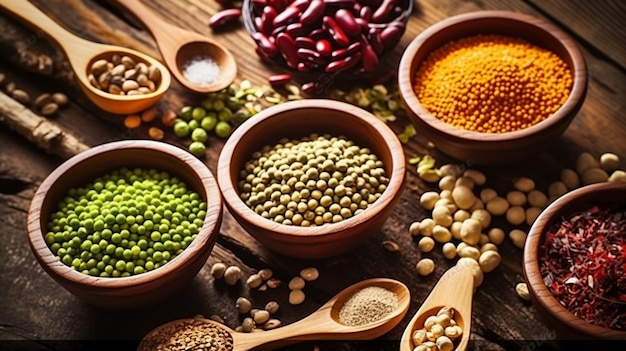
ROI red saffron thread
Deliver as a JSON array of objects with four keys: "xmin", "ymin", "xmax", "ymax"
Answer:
[{"xmin": 539, "ymin": 204, "xmax": 626, "ymax": 330}]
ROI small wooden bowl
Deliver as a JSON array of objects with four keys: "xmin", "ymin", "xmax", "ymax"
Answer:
[
  {"xmin": 26, "ymin": 140, "xmax": 223, "ymax": 309},
  {"xmin": 398, "ymin": 10, "xmax": 588, "ymax": 165},
  {"xmin": 217, "ymin": 100, "xmax": 406, "ymax": 259},
  {"xmin": 523, "ymin": 182, "xmax": 626, "ymax": 340}
]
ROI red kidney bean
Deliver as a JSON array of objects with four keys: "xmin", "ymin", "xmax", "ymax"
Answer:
[
  {"xmin": 368, "ymin": 28, "xmax": 384, "ymax": 54},
  {"xmin": 297, "ymin": 48, "xmax": 327, "ymax": 65},
  {"xmin": 251, "ymin": 0, "xmax": 269, "ymax": 11},
  {"xmin": 326, "ymin": 51, "xmax": 362, "ymax": 73},
  {"xmin": 253, "ymin": 32, "xmax": 279, "ymax": 58},
  {"xmin": 334, "ymin": 9, "xmax": 360, "ymax": 37},
  {"xmin": 360, "ymin": 39, "xmax": 379, "ymax": 72},
  {"xmin": 322, "ymin": 16, "xmax": 350, "ymax": 46},
  {"xmin": 275, "ymin": 32, "xmax": 299, "ymax": 67},
  {"xmin": 285, "ymin": 22, "xmax": 306, "ymax": 37},
  {"xmin": 208, "ymin": 8, "xmax": 242, "ymax": 29},
  {"xmin": 330, "ymin": 41, "xmax": 361, "ymax": 59},
  {"xmin": 300, "ymin": 0, "xmax": 326, "ymax": 26},
  {"xmin": 316, "ymin": 39, "xmax": 332, "ymax": 56},
  {"xmin": 323, "ymin": 0, "xmax": 355, "ymax": 8},
  {"xmin": 379, "ymin": 23, "xmax": 403, "ymax": 49},
  {"xmin": 295, "ymin": 37, "xmax": 316, "ymax": 50},
  {"xmin": 269, "ymin": 73, "xmax": 292, "ymax": 85},
  {"xmin": 359, "ymin": 6, "xmax": 372, "ymax": 21},
  {"xmin": 301, "ymin": 81, "xmax": 321, "ymax": 95},
  {"xmin": 297, "ymin": 62, "xmax": 316, "ymax": 72},
  {"xmin": 273, "ymin": 5, "xmax": 301, "ymax": 27},
  {"xmin": 269, "ymin": 0, "xmax": 288, "ymax": 12},
  {"xmin": 309, "ymin": 28, "xmax": 326, "ymax": 40},
  {"xmin": 260, "ymin": 6, "xmax": 277, "ymax": 35},
  {"xmin": 371, "ymin": 0, "xmax": 396, "ymax": 23},
  {"xmin": 355, "ymin": 18, "xmax": 370, "ymax": 33}
]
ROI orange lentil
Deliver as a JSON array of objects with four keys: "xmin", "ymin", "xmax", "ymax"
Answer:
[
  {"xmin": 123, "ymin": 114, "xmax": 142, "ymax": 129},
  {"xmin": 414, "ymin": 34, "xmax": 573, "ymax": 133}
]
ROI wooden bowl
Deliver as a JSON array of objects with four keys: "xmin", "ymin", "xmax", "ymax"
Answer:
[
  {"xmin": 523, "ymin": 182, "xmax": 626, "ymax": 340},
  {"xmin": 26, "ymin": 140, "xmax": 223, "ymax": 309},
  {"xmin": 398, "ymin": 10, "xmax": 588, "ymax": 165},
  {"xmin": 217, "ymin": 99, "xmax": 406, "ymax": 259}
]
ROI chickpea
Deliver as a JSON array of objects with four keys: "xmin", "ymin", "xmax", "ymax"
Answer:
[
  {"xmin": 442, "ymin": 242, "xmax": 457, "ymax": 259},
  {"xmin": 432, "ymin": 205, "xmax": 453, "ymax": 227},
  {"xmin": 456, "ymin": 257, "xmax": 483, "ymax": 288},
  {"xmin": 416, "ymin": 258, "xmax": 436, "ymax": 276},
  {"xmin": 478, "ymin": 250, "xmax": 502, "ymax": 273},
  {"xmin": 436, "ymin": 335, "xmax": 454, "ymax": 351},
  {"xmin": 418, "ymin": 236, "xmax": 436, "ymax": 253},
  {"xmin": 527, "ymin": 190, "xmax": 548, "ymax": 208},
  {"xmin": 460, "ymin": 218, "xmax": 481, "ymax": 245},
  {"xmin": 600, "ymin": 152, "xmax": 620, "ymax": 172},
  {"xmin": 420, "ymin": 191, "xmax": 441, "ymax": 210},
  {"xmin": 457, "ymin": 244, "xmax": 481, "ymax": 260}
]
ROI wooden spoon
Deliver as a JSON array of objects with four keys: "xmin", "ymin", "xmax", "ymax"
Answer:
[
  {"xmin": 111, "ymin": 0, "xmax": 237, "ymax": 94},
  {"xmin": 138, "ymin": 278, "xmax": 410, "ymax": 351},
  {"xmin": 0, "ymin": 0, "xmax": 171, "ymax": 115},
  {"xmin": 399, "ymin": 264, "xmax": 475, "ymax": 351}
]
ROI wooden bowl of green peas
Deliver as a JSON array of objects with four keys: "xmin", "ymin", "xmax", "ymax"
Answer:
[
  {"xmin": 26, "ymin": 140, "xmax": 223, "ymax": 309},
  {"xmin": 217, "ymin": 99, "xmax": 406, "ymax": 259}
]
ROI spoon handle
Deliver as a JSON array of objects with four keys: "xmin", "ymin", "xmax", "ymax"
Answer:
[{"xmin": 0, "ymin": 1, "xmax": 91, "ymax": 51}]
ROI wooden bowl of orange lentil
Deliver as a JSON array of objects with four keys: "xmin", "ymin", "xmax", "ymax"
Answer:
[{"xmin": 398, "ymin": 10, "xmax": 588, "ymax": 165}]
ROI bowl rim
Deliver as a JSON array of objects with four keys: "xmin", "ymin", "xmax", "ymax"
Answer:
[
  {"xmin": 523, "ymin": 181, "xmax": 626, "ymax": 338},
  {"xmin": 398, "ymin": 10, "xmax": 588, "ymax": 142},
  {"xmin": 217, "ymin": 99, "xmax": 406, "ymax": 242},
  {"xmin": 26, "ymin": 139, "xmax": 223, "ymax": 289}
]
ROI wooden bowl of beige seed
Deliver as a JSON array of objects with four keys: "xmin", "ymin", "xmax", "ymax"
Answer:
[{"xmin": 217, "ymin": 99, "xmax": 406, "ymax": 259}]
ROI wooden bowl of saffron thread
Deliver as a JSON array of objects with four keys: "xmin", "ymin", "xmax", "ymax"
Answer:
[
  {"xmin": 523, "ymin": 182, "xmax": 626, "ymax": 340},
  {"xmin": 398, "ymin": 10, "xmax": 588, "ymax": 165}
]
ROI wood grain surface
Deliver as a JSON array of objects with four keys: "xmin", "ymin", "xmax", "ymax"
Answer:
[{"xmin": 1, "ymin": 0, "xmax": 625, "ymax": 350}]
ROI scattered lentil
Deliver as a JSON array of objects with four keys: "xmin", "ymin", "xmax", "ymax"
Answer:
[{"xmin": 338, "ymin": 286, "xmax": 399, "ymax": 326}]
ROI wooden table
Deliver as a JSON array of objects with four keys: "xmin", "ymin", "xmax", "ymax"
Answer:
[{"xmin": 1, "ymin": 0, "xmax": 624, "ymax": 350}]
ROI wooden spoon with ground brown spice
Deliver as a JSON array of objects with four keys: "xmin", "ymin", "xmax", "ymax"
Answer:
[{"xmin": 138, "ymin": 278, "xmax": 410, "ymax": 351}]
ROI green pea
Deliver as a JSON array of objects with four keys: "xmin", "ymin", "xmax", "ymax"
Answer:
[
  {"xmin": 189, "ymin": 141, "xmax": 207, "ymax": 158},
  {"xmin": 191, "ymin": 107, "xmax": 206, "ymax": 121},
  {"xmin": 215, "ymin": 121, "xmax": 232, "ymax": 138},
  {"xmin": 200, "ymin": 115, "xmax": 218, "ymax": 131},
  {"xmin": 173, "ymin": 121, "xmax": 190, "ymax": 138},
  {"xmin": 191, "ymin": 128, "xmax": 208, "ymax": 143}
]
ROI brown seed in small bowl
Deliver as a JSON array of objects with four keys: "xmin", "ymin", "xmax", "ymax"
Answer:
[{"xmin": 217, "ymin": 99, "xmax": 405, "ymax": 259}]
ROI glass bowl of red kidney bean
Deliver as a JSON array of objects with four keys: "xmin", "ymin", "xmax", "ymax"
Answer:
[{"xmin": 243, "ymin": 0, "xmax": 413, "ymax": 93}]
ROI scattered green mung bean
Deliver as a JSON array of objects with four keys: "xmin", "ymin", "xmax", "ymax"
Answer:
[
  {"xmin": 45, "ymin": 167, "xmax": 206, "ymax": 277},
  {"xmin": 238, "ymin": 133, "xmax": 389, "ymax": 226}
]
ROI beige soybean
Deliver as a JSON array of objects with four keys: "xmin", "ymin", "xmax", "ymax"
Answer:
[
  {"xmin": 486, "ymin": 196, "xmax": 509, "ymax": 216},
  {"xmin": 439, "ymin": 164, "xmax": 462, "ymax": 177},
  {"xmin": 487, "ymin": 227, "xmax": 505, "ymax": 245},
  {"xmin": 434, "ymin": 198, "xmax": 457, "ymax": 213},
  {"xmin": 479, "ymin": 188, "xmax": 498, "ymax": 203},
  {"xmin": 512, "ymin": 177, "xmax": 535, "ymax": 192},
  {"xmin": 453, "ymin": 209, "xmax": 471, "ymax": 222},
  {"xmin": 457, "ymin": 244, "xmax": 481, "ymax": 260},
  {"xmin": 438, "ymin": 175, "xmax": 457, "ymax": 191},
  {"xmin": 224, "ymin": 266, "xmax": 242, "ymax": 285},
  {"xmin": 432, "ymin": 206, "xmax": 453, "ymax": 227},
  {"xmin": 236, "ymin": 297, "xmax": 252, "ymax": 314},
  {"xmin": 505, "ymin": 206, "xmax": 526, "ymax": 225},
  {"xmin": 560, "ymin": 168, "xmax": 580, "ymax": 189},
  {"xmin": 581, "ymin": 167, "xmax": 609, "ymax": 185},
  {"xmin": 449, "ymin": 221, "xmax": 463, "ymax": 241},
  {"xmin": 419, "ymin": 218, "xmax": 436, "ymax": 236},
  {"xmin": 480, "ymin": 243, "xmax": 498, "ymax": 253},
  {"xmin": 454, "ymin": 176, "xmax": 475, "ymax": 189},
  {"xmin": 527, "ymin": 190, "xmax": 548, "ymax": 208},
  {"xmin": 289, "ymin": 289, "xmax": 305, "ymax": 305},
  {"xmin": 456, "ymin": 257, "xmax": 483, "ymax": 288},
  {"xmin": 470, "ymin": 208, "xmax": 491, "ymax": 229},
  {"xmin": 509, "ymin": 229, "xmax": 528, "ymax": 249},
  {"xmin": 600, "ymin": 152, "xmax": 620, "ymax": 172},
  {"xmin": 525, "ymin": 207, "xmax": 542, "ymax": 226},
  {"xmin": 575, "ymin": 152, "xmax": 600, "ymax": 175},
  {"xmin": 548, "ymin": 181, "xmax": 568, "ymax": 198},
  {"xmin": 463, "ymin": 169, "xmax": 486, "ymax": 185},
  {"xmin": 210, "ymin": 262, "xmax": 227, "ymax": 279},
  {"xmin": 409, "ymin": 221, "xmax": 421, "ymax": 236},
  {"xmin": 288, "ymin": 276, "xmax": 305, "ymax": 290},
  {"xmin": 300, "ymin": 267, "xmax": 319, "ymax": 281},
  {"xmin": 506, "ymin": 191, "xmax": 527, "ymax": 206}
]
